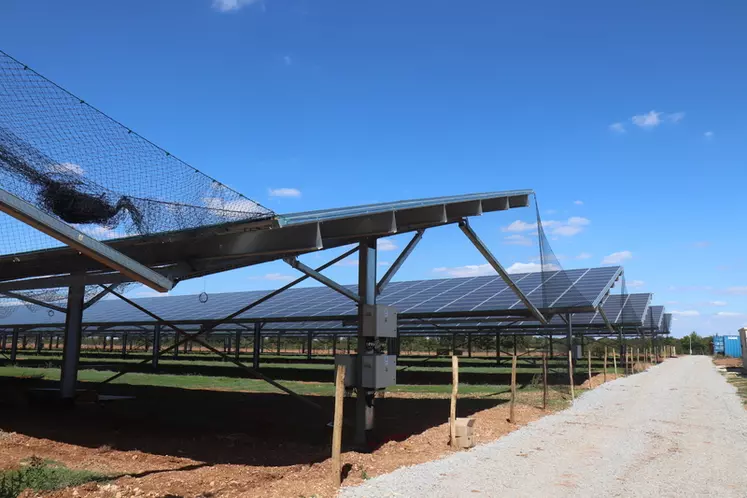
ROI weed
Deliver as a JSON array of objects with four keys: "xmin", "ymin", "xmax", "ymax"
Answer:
[{"xmin": 0, "ymin": 455, "xmax": 110, "ymax": 498}]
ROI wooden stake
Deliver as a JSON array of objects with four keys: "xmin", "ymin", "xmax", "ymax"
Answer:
[
  {"xmin": 612, "ymin": 348, "xmax": 618, "ymax": 376},
  {"xmin": 331, "ymin": 364, "xmax": 346, "ymax": 487},
  {"xmin": 587, "ymin": 349, "xmax": 592, "ymax": 388},
  {"xmin": 542, "ymin": 352, "xmax": 548, "ymax": 410},
  {"xmin": 603, "ymin": 347, "xmax": 608, "ymax": 383},
  {"xmin": 568, "ymin": 350, "xmax": 575, "ymax": 401},
  {"xmin": 450, "ymin": 355, "xmax": 459, "ymax": 448},
  {"xmin": 510, "ymin": 354, "xmax": 517, "ymax": 422}
]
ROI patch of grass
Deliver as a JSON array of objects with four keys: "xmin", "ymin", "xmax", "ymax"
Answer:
[{"xmin": 0, "ymin": 456, "xmax": 109, "ymax": 498}]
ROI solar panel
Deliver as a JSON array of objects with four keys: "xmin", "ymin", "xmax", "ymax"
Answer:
[
  {"xmin": 0, "ymin": 266, "xmax": 623, "ymax": 328},
  {"xmin": 642, "ymin": 305, "xmax": 665, "ymax": 331}
]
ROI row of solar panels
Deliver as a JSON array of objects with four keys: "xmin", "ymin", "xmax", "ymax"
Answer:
[{"xmin": 0, "ymin": 265, "xmax": 668, "ymax": 334}]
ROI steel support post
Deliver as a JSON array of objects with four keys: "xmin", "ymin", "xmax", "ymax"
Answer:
[
  {"xmin": 513, "ymin": 334, "xmax": 517, "ymax": 356},
  {"xmin": 276, "ymin": 333, "xmax": 281, "ymax": 355},
  {"xmin": 60, "ymin": 282, "xmax": 85, "ymax": 400},
  {"xmin": 48, "ymin": 334, "xmax": 53, "ymax": 350},
  {"xmin": 235, "ymin": 329, "xmax": 242, "ymax": 361},
  {"xmin": 152, "ymin": 324, "xmax": 161, "ymax": 369},
  {"xmin": 110, "ymin": 335, "xmax": 115, "ymax": 352},
  {"xmin": 467, "ymin": 332, "xmax": 472, "ymax": 357},
  {"xmin": 10, "ymin": 328, "xmax": 19, "ymax": 362},
  {"xmin": 566, "ymin": 313, "xmax": 574, "ymax": 375},
  {"xmin": 252, "ymin": 322, "xmax": 262, "ymax": 370},
  {"xmin": 36, "ymin": 332, "xmax": 43, "ymax": 354},
  {"xmin": 121, "ymin": 332, "xmax": 128, "ymax": 359},
  {"xmin": 173, "ymin": 333, "xmax": 180, "ymax": 359},
  {"xmin": 495, "ymin": 330, "xmax": 501, "ymax": 365},
  {"xmin": 332, "ymin": 334, "xmax": 337, "ymax": 356},
  {"xmin": 356, "ymin": 238, "xmax": 377, "ymax": 445},
  {"xmin": 549, "ymin": 335, "xmax": 554, "ymax": 357},
  {"xmin": 0, "ymin": 333, "xmax": 5, "ymax": 353},
  {"xmin": 56, "ymin": 336, "xmax": 60, "ymax": 349},
  {"xmin": 306, "ymin": 331, "xmax": 313, "ymax": 361}
]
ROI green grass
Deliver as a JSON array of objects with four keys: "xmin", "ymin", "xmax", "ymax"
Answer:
[
  {"xmin": 0, "ymin": 457, "xmax": 109, "ymax": 498},
  {"xmin": 0, "ymin": 365, "xmax": 560, "ymax": 397}
]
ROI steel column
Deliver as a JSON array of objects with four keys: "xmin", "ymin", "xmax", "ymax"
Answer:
[
  {"xmin": 173, "ymin": 332, "xmax": 180, "ymax": 359},
  {"xmin": 467, "ymin": 332, "xmax": 472, "ymax": 357},
  {"xmin": 235, "ymin": 329, "xmax": 242, "ymax": 361},
  {"xmin": 10, "ymin": 328, "xmax": 19, "ymax": 362},
  {"xmin": 152, "ymin": 324, "xmax": 161, "ymax": 369},
  {"xmin": 60, "ymin": 282, "xmax": 85, "ymax": 400},
  {"xmin": 306, "ymin": 331, "xmax": 313, "ymax": 361},
  {"xmin": 252, "ymin": 322, "xmax": 261, "ymax": 370},
  {"xmin": 36, "ymin": 332, "xmax": 43, "ymax": 354},
  {"xmin": 566, "ymin": 313, "xmax": 574, "ymax": 376},
  {"xmin": 332, "ymin": 334, "xmax": 337, "ymax": 356},
  {"xmin": 356, "ymin": 238, "xmax": 377, "ymax": 445},
  {"xmin": 122, "ymin": 332, "xmax": 128, "ymax": 359}
]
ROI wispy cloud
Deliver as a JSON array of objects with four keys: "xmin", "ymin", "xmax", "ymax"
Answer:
[
  {"xmin": 704, "ymin": 131, "xmax": 714, "ymax": 140},
  {"xmin": 377, "ymin": 238, "xmax": 397, "ymax": 251},
  {"xmin": 50, "ymin": 162, "xmax": 85, "ymax": 176},
  {"xmin": 506, "ymin": 262, "xmax": 560, "ymax": 274},
  {"xmin": 573, "ymin": 200, "xmax": 584, "ymax": 206},
  {"xmin": 609, "ymin": 122, "xmax": 626, "ymax": 134},
  {"xmin": 716, "ymin": 311, "xmax": 744, "ymax": 317},
  {"xmin": 602, "ymin": 250, "xmax": 632, "ymax": 265},
  {"xmin": 710, "ymin": 301, "xmax": 728, "ymax": 306},
  {"xmin": 692, "ymin": 241, "xmax": 710, "ymax": 248},
  {"xmin": 212, "ymin": 0, "xmax": 263, "ymax": 12},
  {"xmin": 725, "ymin": 286, "xmax": 747, "ymax": 295},
  {"xmin": 502, "ymin": 217, "xmax": 590, "ymax": 238},
  {"xmin": 249, "ymin": 273, "xmax": 294, "ymax": 281},
  {"xmin": 627, "ymin": 280, "xmax": 645, "ymax": 289},
  {"xmin": 433, "ymin": 264, "xmax": 494, "ymax": 278},
  {"xmin": 576, "ymin": 252, "xmax": 592, "ymax": 260},
  {"xmin": 630, "ymin": 110, "xmax": 685, "ymax": 129},
  {"xmin": 504, "ymin": 234, "xmax": 533, "ymax": 246},
  {"xmin": 268, "ymin": 187, "xmax": 301, "ymax": 198},
  {"xmin": 283, "ymin": 55, "xmax": 293, "ymax": 66},
  {"xmin": 671, "ymin": 310, "xmax": 700, "ymax": 317}
]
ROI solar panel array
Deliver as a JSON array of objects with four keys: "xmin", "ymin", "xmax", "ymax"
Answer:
[
  {"xmin": 0, "ymin": 266, "xmax": 623, "ymax": 328},
  {"xmin": 642, "ymin": 305, "xmax": 665, "ymax": 331}
]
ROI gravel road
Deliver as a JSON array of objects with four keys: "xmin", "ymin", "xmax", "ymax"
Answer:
[{"xmin": 341, "ymin": 356, "xmax": 747, "ymax": 498}]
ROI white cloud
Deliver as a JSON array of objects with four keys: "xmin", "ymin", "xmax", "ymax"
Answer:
[
  {"xmin": 671, "ymin": 310, "xmax": 700, "ymax": 316},
  {"xmin": 133, "ymin": 290, "xmax": 171, "ymax": 298},
  {"xmin": 692, "ymin": 241, "xmax": 710, "ymax": 248},
  {"xmin": 576, "ymin": 252, "xmax": 592, "ymax": 260},
  {"xmin": 573, "ymin": 200, "xmax": 584, "ymax": 205},
  {"xmin": 283, "ymin": 55, "xmax": 293, "ymax": 66},
  {"xmin": 506, "ymin": 262, "xmax": 560, "ymax": 274},
  {"xmin": 627, "ymin": 280, "xmax": 645, "ymax": 289},
  {"xmin": 377, "ymin": 238, "xmax": 397, "ymax": 251},
  {"xmin": 51, "ymin": 162, "xmax": 85, "ymax": 176},
  {"xmin": 334, "ymin": 258, "xmax": 359, "ymax": 267},
  {"xmin": 665, "ymin": 300, "xmax": 679, "ymax": 305},
  {"xmin": 726, "ymin": 286, "xmax": 747, "ymax": 295},
  {"xmin": 716, "ymin": 311, "xmax": 744, "ymax": 317},
  {"xmin": 378, "ymin": 261, "xmax": 390, "ymax": 267},
  {"xmin": 602, "ymin": 250, "xmax": 632, "ymax": 265},
  {"xmin": 212, "ymin": 0, "xmax": 262, "ymax": 11},
  {"xmin": 504, "ymin": 234, "xmax": 533, "ymax": 246},
  {"xmin": 249, "ymin": 273, "xmax": 294, "ymax": 281},
  {"xmin": 631, "ymin": 110, "xmax": 684, "ymax": 129},
  {"xmin": 609, "ymin": 122, "xmax": 626, "ymax": 133},
  {"xmin": 704, "ymin": 131, "xmax": 714, "ymax": 139},
  {"xmin": 433, "ymin": 264, "xmax": 494, "ymax": 278},
  {"xmin": 268, "ymin": 187, "xmax": 301, "ymax": 198},
  {"xmin": 710, "ymin": 301, "xmax": 728, "ymax": 307},
  {"xmin": 632, "ymin": 110, "xmax": 662, "ymax": 128},
  {"xmin": 502, "ymin": 217, "xmax": 590, "ymax": 238}
]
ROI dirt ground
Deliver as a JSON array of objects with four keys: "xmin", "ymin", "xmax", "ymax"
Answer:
[
  {"xmin": 714, "ymin": 356, "xmax": 743, "ymax": 369},
  {"xmin": 0, "ymin": 376, "xmax": 559, "ymax": 498}
]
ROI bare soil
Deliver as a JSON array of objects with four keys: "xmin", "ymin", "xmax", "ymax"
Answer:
[{"xmin": 0, "ymin": 376, "xmax": 557, "ymax": 498}]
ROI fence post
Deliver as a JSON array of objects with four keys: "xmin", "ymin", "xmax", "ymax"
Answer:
[
  {"xmin": 542, "ymin": 352, "xmax": 548, "ymax": 410},
  {"xmin": 612, "ymin": 348, "xmax": 617, "ymax": 376},
  {"xmin": 331, "ymin": 364, "xmax": 346, "ymax": 487},
  {"xmin": 603, "ymin": 347, "xmax": 608, "ymax": 383},
  {"xmin": 450, "ymin": 356, "xmax": 459, "ymax": 448},
  {"xmin": 509, "ymin": 354, "xmax": 517, "ymax": 423},
  {"xmin": 587, "ymin": 349, "xmax": 592, "ymax": 388},
  {"xmin": 568, "ymin": 350, "xmax": 575, "ymax": 401}
]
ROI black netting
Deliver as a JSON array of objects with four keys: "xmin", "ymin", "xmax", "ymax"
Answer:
[{"xmin": 0, "ymin": 49, "xmax": 274, "ymax": 259}]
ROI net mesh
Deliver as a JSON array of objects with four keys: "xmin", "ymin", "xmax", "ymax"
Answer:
[{"xmin": 0, "ymin": 49, "xmax": 274, "ymax": 258}]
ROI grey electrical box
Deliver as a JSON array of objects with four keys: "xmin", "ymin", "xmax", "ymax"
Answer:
[
  {"xmin": 334, "ymin": 354, "xmax": 397, "ymax": 389},
  {"xmin": 361, "ymin": 304, "xmax": 398, "ymax": 338}
]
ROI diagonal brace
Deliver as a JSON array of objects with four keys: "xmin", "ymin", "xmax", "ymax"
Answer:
[
  {"xmin": 284, "ymin": 257, "xmax": 361, "ymax": 303},
  {"xmin": 376, "ymin": 229, "xmax": 424, "ymax": 296},
  {"xmin": 458, "ymin": 219, "xmax": 548, "ymax": 325}
]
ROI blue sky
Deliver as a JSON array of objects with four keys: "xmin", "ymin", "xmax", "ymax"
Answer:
[{"xmin": 1, "ymin": 0, "xmax": 746, "ymax": 337}]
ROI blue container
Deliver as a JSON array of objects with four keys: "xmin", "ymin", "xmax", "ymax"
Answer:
[{"xmin": 714, "ymin": 335, "xmax": 741, "ymax": 357}]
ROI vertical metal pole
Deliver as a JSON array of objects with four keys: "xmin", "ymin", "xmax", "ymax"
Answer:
[
  {"xmin": 235, "ymin": 329, "xmax": 241, "ymax": 361},
  {"xmin": 566, "ymin": 313, "xmax": 574, "ymax": 377},
  {"xmin": 36, "ymin": 332, "xmax": 43, "ymax": 354},
  {"xmin": 56, "ymin": 335, "xmax": 60, "ymax": 349},
  {"xmin": 252, "ymin": 322, "xmax": 261, "ymax": 370},
  {"xmin": 467, "ymin": 331, "xmax": 472, "ymax": 358},
  {"xmin": 173, "ymin": 332, "xmax": 180, "ymax": 359},
  {"xmin": 307, "ymin": 331, "xmax": 313, "ymax": 361},
  {"xmin": 10, "ymin": 328, "xmax": 19, "ymax": 362},
  {"xmin": 152, "ymin": 324, "xmax": 161, "ymax": 370},
  {"xmin": 549, "ymin": 335, "xmax": 554, "ymax": 357},
  {"xmin": 513, "ymin": 334, "xmax": 517, "ymax": 357},
  {"xmin": 60, "ymin": 282, "xmax": 85, "ymax": 400},
  {"xmin": 451, "ymin": 332, "xmax": 457, "ymax": 355},
  {"xmin": 48, "ymin": 333, "xmax": 53, "ymax": 350},
  {"xmin": 0, "ymin": 333, "xmax": 5, "ymax": 353},
  {"xmin": 332, "ymin": 333, "xmax": 337, "ymax": 356},
  {"xmin": 356, "ymin": 238, "xmax": 377, "ymax": 445},
  {"xmin": 121, "ymin": 332, "xmax": 128, "ymax": 359},
  {"xmin": 276, "ymin": 332, "xmax": 281, "ymax": 355},
  {"xmin": 110, "ymin": 335, "xmax": 114, "ymax": 352},
  {"xmin": 496, "ymin": 330, "xmax": 501, "ymax": 365}
]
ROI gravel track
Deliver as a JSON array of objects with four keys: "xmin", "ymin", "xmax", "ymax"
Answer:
[{"xmin": 341, "ymin": 356, "xmax": 747, "ymax": 497}]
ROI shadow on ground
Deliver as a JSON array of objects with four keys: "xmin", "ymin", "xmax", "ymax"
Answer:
[{"xmin": 0, "ymin": 376, "xmax": 507, "ymax": 467}]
